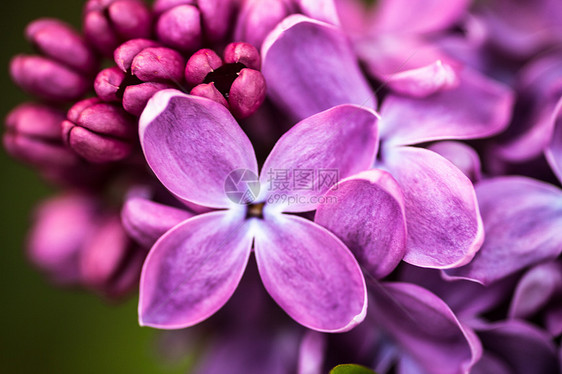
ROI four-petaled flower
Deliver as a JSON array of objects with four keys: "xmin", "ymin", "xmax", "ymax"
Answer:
[{"xmin": 137, "ymin": 89, "xmax": 380, "ymax": 332}]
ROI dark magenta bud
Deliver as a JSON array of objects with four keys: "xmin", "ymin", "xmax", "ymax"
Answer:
[
  {"xmin": 223, "ymin": 42, "xmax": 261, "ymax": 70},
  {"xmin": 131, "ymin": 47, "xmax": 185, "ymax": 83},
  {"xmin": 4, "ymin": 103, "xmax": 79, "ymax": 168},
  {"xmin": 83, "ymin": 0, "xmax": 152, "ymax": 56},
  {"xmin": 184, "ymin": 48, "xmax": 223, "ymax": 87},
  {"xmin": 122, "ymin": 81, "xmax": 175, "ymax": 116},
  {"xmin": 63, "ymin": 98, "xmax": 136, "ymax": 163},
  {"xmin": 26, "ymin": 18, "xmax": 99, "ymax": 75},
  {"xmin": 187, "ymin": 42, "xmax": 266, "ymax": 118},
  {"xmin": 10, "ymin": 55, "xmax": 90, "ymax": 102},
  {"xmin": 114, "ymin": 38, "xmax": 160, "ymax": 72},
  {"xmin": 155, "ymin": 4, "xmax": 202, "ymax": 52},
  {"xmin": 94, "ymin": 67, "xmax": 126, "ymax": 102}
]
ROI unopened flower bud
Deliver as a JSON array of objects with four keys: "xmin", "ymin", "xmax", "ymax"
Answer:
[
  {"xmin": 234, "ymin": 0, "xmax": 296, "ymax": 48},
  {"xmin": 122, "ymin": 81, "xmax": 175, "ymax": 116},
  {"xmin": 184, "ymin": 48, "xmax": 222, "ymax": 87},
  {"xmin": 10, "ymin": 55, "xmax": 90, "ymax": 102},
  {"xmin": 114, "ymin": 38, "xmax": 160, "ymax": 72},
  {"xmin": 63, "ymin": 98, "xmax": 136, "ymax": 163},
  {"xmin": 27, "ymin": 193, "xmax": 99, "ymax": 285},
  {"xmin": 229, "ymin": 68, "xmax": 267, "ymax": 119},
  {"xmin": 131, "ymin": 47, "xmax": 185, "ymax": 83},
  {"xmin": 26, "ymin": 18, "xmax": 99, "ymax": 75},
  {"xmin": 4, "ymin": 103, "xmax": 79, "ymax": 168},
  {"xmin": 190, "ymin": 82, "xmax": 229, "ymax": 108},
  {"xmin": 156, "ymin": 4, "xmax": 202, "ymax": 52},
  {"xmin": 80, "ymin": 214, "xmax": 131, "ymax": 289},
  {"xmin": 83, "ymin": 0, "xmax": 152, "ymax": 56},
  {"xmin": 186, "ymin": 42, "xmax": 266, "ymax": 118},
  {"xmin": 224, "ymin": 42, "xmax": 261, "ymax": 70},
  {"xmin": 94, "ymin": 67, "xmax": 126, "ymax": 102}
]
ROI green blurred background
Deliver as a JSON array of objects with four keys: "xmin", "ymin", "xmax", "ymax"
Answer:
[{"xmin": 0, "ymin": 1, "xmax": 189, "ymax": 372}]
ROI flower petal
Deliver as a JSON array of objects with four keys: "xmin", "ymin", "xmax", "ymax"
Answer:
[
  {"xmin": 381, "ymin": 146, "xmax": 483, "ymax": 268},
  {"xmin": 121, "ymin": 197, "xmax": 194, "ymax": 248},
  {"xmin": 253, "ymin": 214, "xmax": 367, "ymax": 332},
  {"xmin": 372, "ymin": 0, "xmax": 470, "ymax": 35},
  {"xmin": 262, "ymin": 15, "xmax": 375, "ymax": 121},
  {"xmin": 261, "ymin": 104, "xmax": 378, "ymax": 213},
  {"xmin": 380, "ymin": 69, "xmax": 513, "ymax": 146},
  {"xmin": 139, "ymin": 209, "xmax": 252, "ymax": 329},
  {"xmin": 446, "ymin": 176, "xmax": 562, "ymax": 285},
  {"xmin": 386, "ymin": 60, "xmax": 459, "ymax": 98},
  {"xmin": 509, "ymin": 261, "xmax": 562, "ymax": 319},
  {"xmin": 474, "ymin": 320, "xmax": 559, "ymax": 374},
  {"xmin": 298, "ymin": 331, "xmax": 326, "ymax": 374},
  {"xmin": 398, "ymin": 264, "xmax": 515, "ymax": 319},
  {"xmin": 315, "ymin": 169, "xmax": 406, "ymax": 279},
  {"xmin": 370, "ymin": 282, "xmax": 481, "ymax": 374},
  {"xmin": 545, "ymin": 97, "xmax": 562, "ymax": 183},
  {"xmin": 139, "ymin": 89, "xmax": 258, "ymax": 209},
  {"xmin": 428, "ymin": 141, "xmax": 482, "ymax": 183}
]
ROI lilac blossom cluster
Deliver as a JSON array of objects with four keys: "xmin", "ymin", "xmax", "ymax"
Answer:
[{"xmin": 4, "ymin": 0, "xmax": 562, "ymax": 373}]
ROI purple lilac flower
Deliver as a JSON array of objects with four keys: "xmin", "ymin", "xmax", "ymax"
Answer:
[
  {"xmin": 399, "ymin": 265, "xmax": 560, "ymax": 374},
  {"xmin": 261, "ymin": 15, "xmax": 512, "ymax": 271},
  {"xmin": 133, "ymin": 89, "xmax": 380, "ymax": 332}
]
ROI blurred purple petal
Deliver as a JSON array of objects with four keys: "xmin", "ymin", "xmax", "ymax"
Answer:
[
  {"xmin": 470, "ymin": 353, "xmax": 512, "ymax": 374},
  {"xmin": 372, "ymin": 0, "xmax": 470, "ymax": 35},
  {"xmin": 380, "ymin": 69, "xmax": 514, "ymax": 146},
  {"xmin": 382, "ymin": 146, "xmax": 483, "ymax": 268},
  {"xmin": 386, "ymin": 60, "xmax": 459, "ymax": 98},
  {"xmin": 298, "ymin": 331, "xmax": 326, "ymax": 374},
  {"xmin": 254, "ymin": 214, "xmax": 367, "ymax": 332},
  {"xmin": 261, "ymin": 104, "xmax": 378, "ymax": 213},
  {"xmin": 27, "ymin": 193, "xmax": 98, "ymax": 284},
  {"xmin": 262, "ymin": 15, "xmax": 375, "ymax": 121},
  {"xmin": 370, "ymin": 282, "xmax": 481, "ymax": 374},
  {"xmin": 80, "ymin": 214, "xmax": 130, "ymax": 288},
  {"xmin": 121, "ymin": 197, "xmax": 194, "ymax": 248},
  {"xmin": 428, "ymin": 141, "xmax": 482, "ymax": 183},
  {"xmin": 234, "ymin": 0, "xmax": 295, "ymax": 49},
  {"xmin": 446, "ymin": 176, "xmax": 562, "ymax": 285},
  {"xmin": 474, "ymin": 320, "xmax": 559, "ymax": 374},
  {"xmin": 139, "ymin": 89, "xmax": 258, "ymax": 208},
  {"xmin": 545, "ymin": 97, "xmax": 562, "ymax": 183},
  {"xmin": 315, "ymin": 169, "xmax": 406, "ymax": 279},
  {"xmin": 509, "ymin": 261, "xmax": 562, "ymax": 319},
  {"xmin": 139, "ymin": 210, "xmax": 252, "ymax": 329}
]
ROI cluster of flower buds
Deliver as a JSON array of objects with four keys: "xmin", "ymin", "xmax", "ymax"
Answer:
[
  {"xmin": 11, "ymin": 19, "xmax": 98, "ymax": 102},
  {"xmin": 4, "ymin": 0, "xmax": 562, "ymax": 373},
  {"xmin": 186, "ymin": 42, "xmax": 266, "ymax": 118}
]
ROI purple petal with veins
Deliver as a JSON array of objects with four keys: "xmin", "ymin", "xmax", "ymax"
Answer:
[
  {"xmin": 315, "ymin": 169, "xmax": 406, "ymax": 279},
  {"xmin": 121, "ymin": 196, "xmax": 194, "ymax": 248},
  {"xmin": 446, "ymin": 176, "xmax": 562, "ymax": 285},
  {"xmin": 253, "ymin": 213, "xmax": 366, "ymax": 332},
  {"xmin": 139, "ymin": 210, "xmax": 253, "ymax": 329},
  {"xmin": 261, "ymin": 104, "xmax": 378, "ymax": 213},
  {"xmin": 381, "ymin": 146, "xmax": 483, "ymax": 269},
  {"xmin": 380, "ymin": 68, "xmax": 514, "ymax": 146},
  {"xmin": 139, "ymin": 89, "xmax": 258, "ymax": 208},
  {"xmin": 262, "ymin": 15, "xmax": 375, "ymax": 121},
  {"xmin": 369, "ymin": 282, "xmax": 482, "ymax": 374}
]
